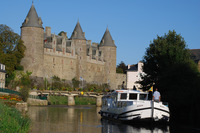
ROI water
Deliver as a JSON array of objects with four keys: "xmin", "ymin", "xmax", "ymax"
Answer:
[{"xmin": 28, "ymin": 106, "xmax": 197, "ymax": 133}]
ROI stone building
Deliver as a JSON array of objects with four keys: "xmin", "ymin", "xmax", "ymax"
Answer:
[
  {"xmin": 0, "ymin": 63, "xmax": 6, "ymax": 88},
  {"xmin": 20, "ymin": 3, "xmax": 126, "ymax": 89}
]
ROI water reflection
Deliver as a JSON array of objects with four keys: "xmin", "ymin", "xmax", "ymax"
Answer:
[
  {"xmin": 28, "ymin": 106, "xmax": 170, "ymax": 133},
  {"xmin": 101, "ymin": 119, "xmax": 169, "ymax": 133},
  {"xmin": 28, "ymin": 106, "xmax": 102, "ymax": 133}
]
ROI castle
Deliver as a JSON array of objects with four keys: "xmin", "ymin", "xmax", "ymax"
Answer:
[{"xmin": 20, "ymin": 3, "xmax": 126, "ymax": 89}]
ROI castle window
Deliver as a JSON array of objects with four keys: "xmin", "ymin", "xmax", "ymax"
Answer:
[
  {"xmin": 53, "ymin": 58, "xmax": 55, "ymax": 63},
  {"xmin": 80, "ymin": 48, "xmax": 81, "ymax": 51}
]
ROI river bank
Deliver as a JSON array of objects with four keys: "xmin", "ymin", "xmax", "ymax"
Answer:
[{"xmin": 0, "ymin": 102, "xmax": 30, "ymax": 133}]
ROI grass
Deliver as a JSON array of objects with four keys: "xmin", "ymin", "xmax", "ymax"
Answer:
[
  {"xmin": 49, "ymin": 95, "xmax": 68, "ymax": 105},
  {"xmin": 48, "ymin": 96, "xmax": 96, "ymax": 105},
  {"xmin": 0, "ymin": 102, "xmax": 30, "ymax": 133},
  {"xmin": 75, "ymin": 96, "xmax": 96, "ymax": 105}
]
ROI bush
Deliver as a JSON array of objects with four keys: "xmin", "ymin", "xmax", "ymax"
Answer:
[{"xmin": 19, "ymin": 86, "xmax": 30, "ymax": 102}]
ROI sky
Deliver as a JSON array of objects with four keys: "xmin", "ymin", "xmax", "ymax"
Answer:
[{"xmin": 0, "ymin": 0, "xmax": 200, "ymax": 65}]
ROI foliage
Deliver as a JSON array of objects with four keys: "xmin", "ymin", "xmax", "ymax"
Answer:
[
  {"xmin": 72, "ymin": 77, "xmax": 80, "ymax": 89},
  {"xmin": 0, "ymin": 24, "xmax": 26, "ymax": 84},
  {"xmin": 85, "ymin": 83, "xmax": 110, "ymax": 92},
  {"xmin": 140, "ymin": 30, "xmax": 200, "ymax": 125},
  {"xmin": 75, "ymin": 96, "xmax": 96, "ymax": 105},
  {"xmin": 49, "ymin": 95, "xmax": 68, "ymax": 105},
  {"xmin": 19, "ymin": 86, "xmax": 30, "ymax": 102},
  {"xmin": 58, "ymin": 31, "xmax": 66, "ymax": 36},
  {"xmin": 0, "ymin": 102, "xmax": 30, "ymax": 133},
  {"xmin": 52, "ymin": 76, "xmax": 62, "ymax": 90},
  {"xmin": 12, "ymin": 71, "xmax": 32, "ymax": 102},
  {"xmin": 116, "ymin": 61, "xmax": 127, "ymax": 74}
]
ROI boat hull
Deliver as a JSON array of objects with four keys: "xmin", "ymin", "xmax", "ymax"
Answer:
[{"xmin": 99, "ymin": 101, "xmax": 170, "ymax": 123}]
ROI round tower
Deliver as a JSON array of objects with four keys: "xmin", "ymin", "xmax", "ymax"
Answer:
[
  {"xmin": 99, "ymin": 28, "xmax": 117, "ymax": 89},
  {"xmin": 20, "ymin": 3, "xmax": 44, "ymax": 77},
  {"xmin": 70, "ymin": 20, "xmax": 87, "ymax": 80}
]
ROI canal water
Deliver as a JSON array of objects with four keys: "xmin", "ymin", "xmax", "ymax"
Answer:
[{"xmin": 28, "ymin": 106, "xmax": 196, "ymax": 133}]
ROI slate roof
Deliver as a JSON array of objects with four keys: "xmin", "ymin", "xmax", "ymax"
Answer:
[
  {"xmin": 70, "ymin": 21, "xmax": 86, "ymax": 40},
  {"xmin": 127, "ymin": 64, "xmax": 138, "ymax": 71},
  {"xmin": 100, "ymin": 28, "xmax": 116, "ymax": 47},
  {"xmin": 190, "ymin": 49, "xmax": 200, "ymax": 62},
  {"xmin": 21, "ymin": 3, "xmax": 43, "ymax": 28}
]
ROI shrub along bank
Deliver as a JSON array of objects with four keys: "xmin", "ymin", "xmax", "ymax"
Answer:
[
  {"xmin": 0, "ymin": 102, "xmax": 30, "ymax": 133},
  {"xmin": 48, "ymin": 96, "xmax": 96, "ymax": 105}
]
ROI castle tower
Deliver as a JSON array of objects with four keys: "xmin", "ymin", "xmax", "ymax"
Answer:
[
  {"xmin": 70, "ymin": 21, "xmax": 87, "ymax": 80},
  {"xmin": 20, "ymin": 3, "xmax": 44, "ymax": 77},
  {"xmin": 99, "ymin": 28, "xmax": 117, "ymax": 89}
]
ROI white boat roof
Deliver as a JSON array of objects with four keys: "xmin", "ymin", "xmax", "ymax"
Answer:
[{"xmin": 114, "ymin": 89, "xmax": 148, "ymax": 94}]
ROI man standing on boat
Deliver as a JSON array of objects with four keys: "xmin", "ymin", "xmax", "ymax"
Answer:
[{"xmin": 153, "ymin": 88, "xmax": 161, "ymax": 102}]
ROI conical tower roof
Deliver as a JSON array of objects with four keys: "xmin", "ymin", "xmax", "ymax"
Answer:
[
  {"xmin": 21, "ymin": 3, "xmax": 43, "ymax": 28},
  {"xmin": 100, "ymin": 28, "xmax": 116, "ymax": 47},
  {"xmin": 70, "ymin": 21, "xmax": 86, "ymax": 40}
]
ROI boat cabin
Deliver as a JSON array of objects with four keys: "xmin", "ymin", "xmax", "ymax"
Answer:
[
  {"xmin": 115, "ymin": 90, "xmax": 148, "ymax": 101},
  {"xmin": 102, "ymin": 90, "xmax": 148, "ymax": 108}
]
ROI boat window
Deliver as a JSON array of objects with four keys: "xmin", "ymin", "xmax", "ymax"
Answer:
[
  {"xmin": 139, "ymin": 94, "xmax": 147, "ymax": 100},
  {"xmin": 120, "ymin": 93, "xmax": 127, "ymax": 100},
  {"xmin": 129, "ymin": 93, "xmax": 137, "ymax": 100}
]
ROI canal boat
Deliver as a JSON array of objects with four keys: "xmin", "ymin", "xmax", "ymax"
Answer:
[{"xmin": 99, "ymin": 90, "xmax": 170, "ymax": 123}]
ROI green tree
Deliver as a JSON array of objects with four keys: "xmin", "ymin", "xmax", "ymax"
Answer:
[
  {"xmin": 58, "ymin": 31, "xmax": 66, "ymax": 36},
  {"xmin": 116, "ymin": 61, "xmax": 127, "ymax": 74},
  {"xmin": 72, "ymin": 77, "xmax": 80, "ymax": 89},
  {"xmin": 140, "ymin": 30, "xmax": 200, "ymax": 126},
  {"xmin": 0, "ymin": 24, "xmax": 25, "ymax": 85}
]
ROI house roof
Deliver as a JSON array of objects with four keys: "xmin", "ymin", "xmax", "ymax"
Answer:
[
  {"xmin": 127, "ymin": 64, "xmax": 138, "ymax": 71},
  {"xmin": 190, "ymin": 49, "xmax": 200, "ymax": 61},
  {"xmin": 21, "ymin": 3, "xmax": 43, "ymax": 28},
  {"xmin": 99, "ymin": 28, "xmax": 116, "ymax": 47}
]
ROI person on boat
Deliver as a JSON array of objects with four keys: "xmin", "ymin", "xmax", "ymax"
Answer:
[{"xmin": 153, "ymin": 88, "xmax": 161, "ymax": 102}]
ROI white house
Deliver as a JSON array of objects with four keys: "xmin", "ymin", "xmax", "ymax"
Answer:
[
  {"xmin": 126, "ymin": 61, "xmax": 144, "ymax": 90},
  {"xmin": 0, "ymin": 63, "xmax": 6, "ymax": 88}
]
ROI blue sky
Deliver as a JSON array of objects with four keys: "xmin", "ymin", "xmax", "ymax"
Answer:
[{"xmin": 0, "ymin": 0, "xmax": 199, "ymax": 65}]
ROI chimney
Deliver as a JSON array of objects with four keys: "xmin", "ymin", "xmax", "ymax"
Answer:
[
  {"xmin": 45, "ymin": 27, "xmax": 51, "ymax": 37},
  {"xmin": 87, "ymin": 40, "xmax": 91, "ymax": 46},
  {"xmin": 128, "ymin": 64, "xmax": 130, "ymax": 69}
]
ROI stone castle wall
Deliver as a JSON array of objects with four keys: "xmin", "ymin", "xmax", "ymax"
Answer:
[{"xmin": 116, "ymin": 73, "xmax": 126, "ymax": 89}]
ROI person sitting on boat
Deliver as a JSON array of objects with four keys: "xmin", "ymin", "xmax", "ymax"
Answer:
[{"xmin": 153, "ymin": 88, "xmax": 161, "ymax": 102}]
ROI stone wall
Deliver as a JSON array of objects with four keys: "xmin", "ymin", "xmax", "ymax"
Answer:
[
  {"xmin": 116, "ymin": 73, "xmax": 126, "ymax": 89},
  {"xmin": 27, "ymin": 98, "xmax": 48, "ymax": 106}
]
